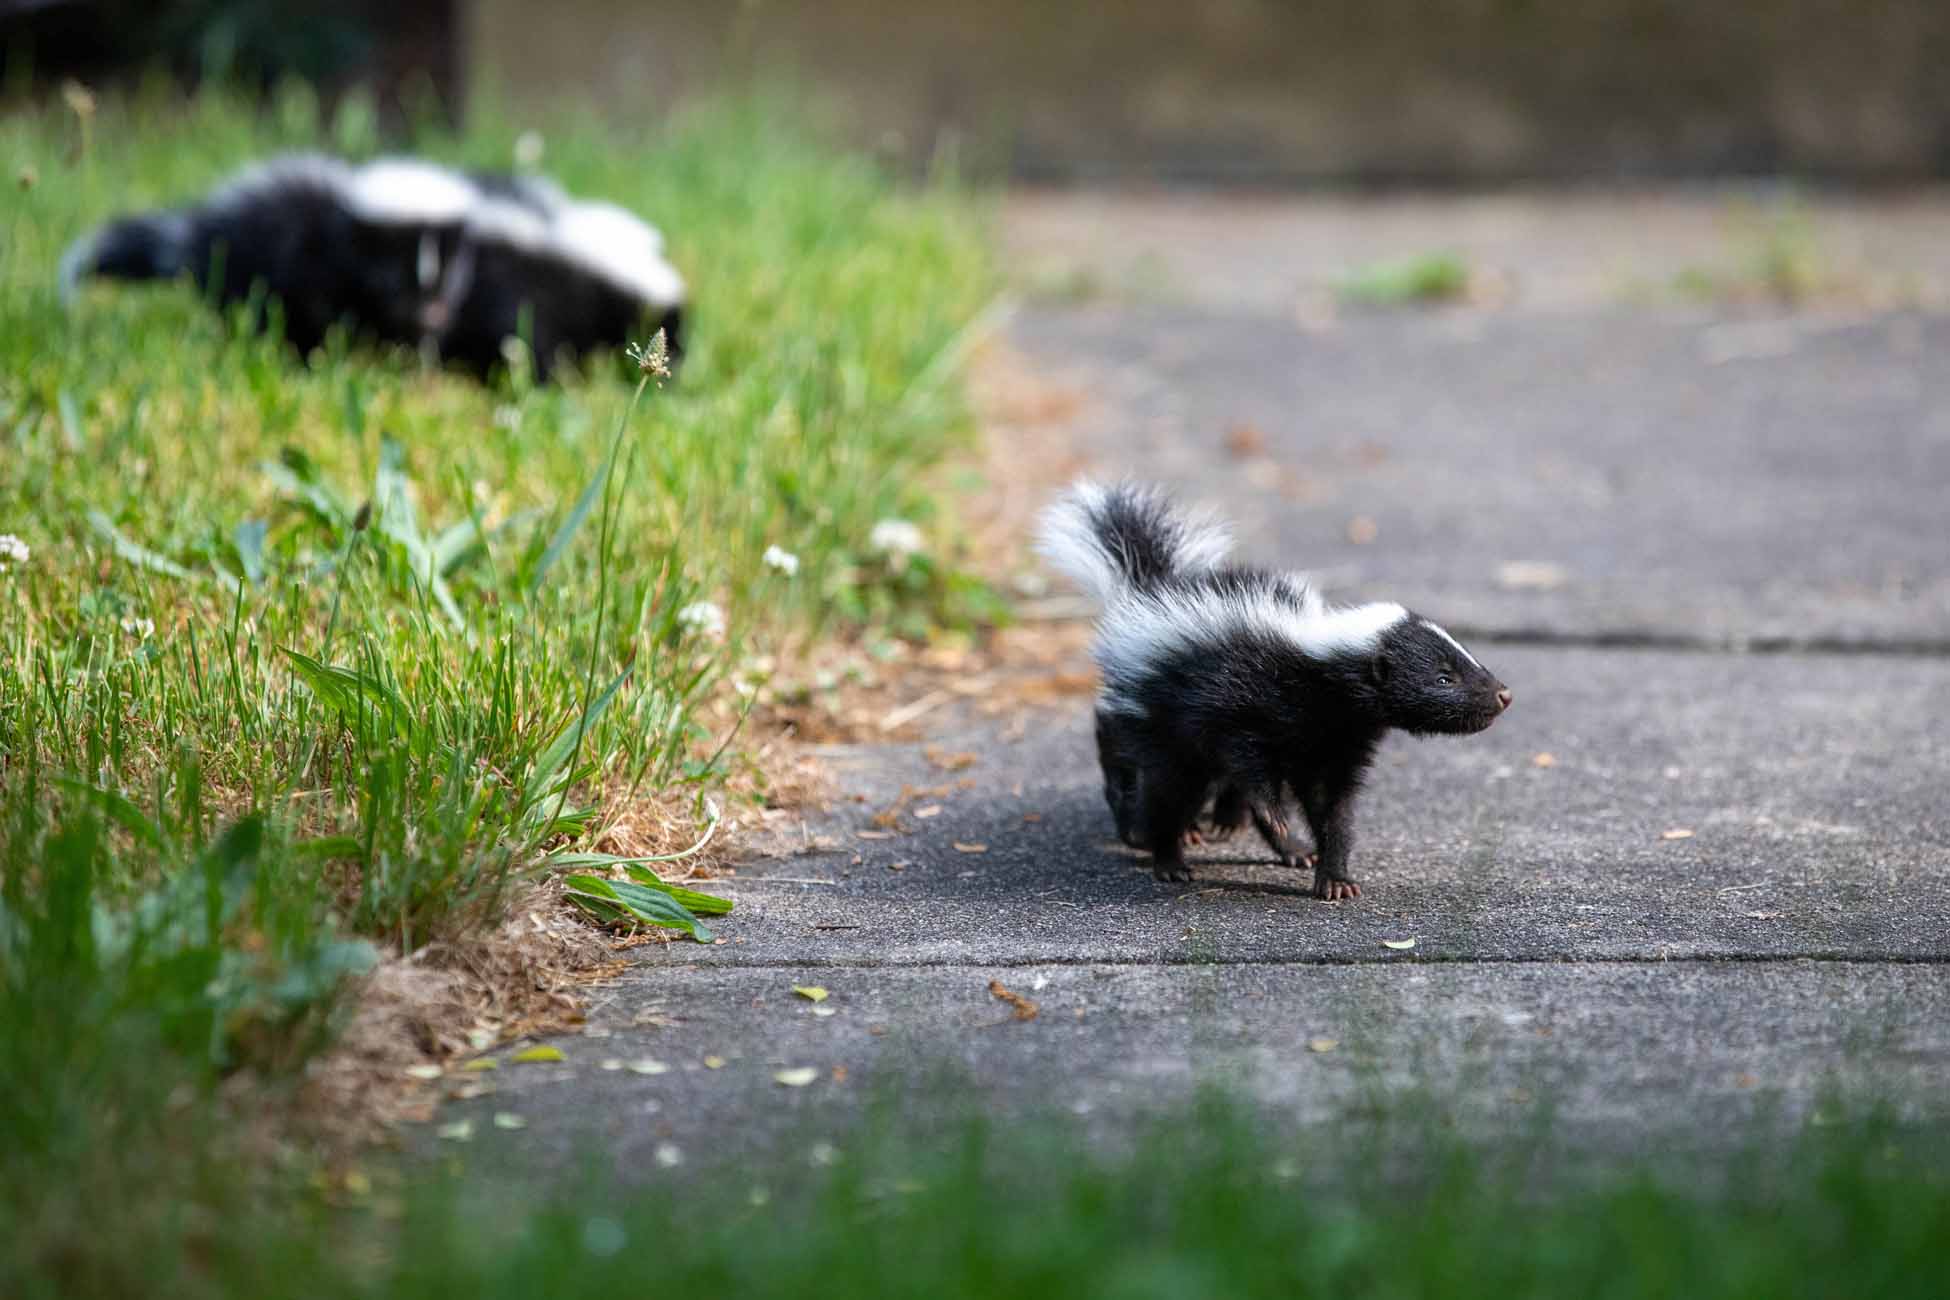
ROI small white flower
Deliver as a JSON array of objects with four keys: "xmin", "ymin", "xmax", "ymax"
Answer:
[
  {"xmin": 120, "ymin": 615, "xmax": 155, "ymax": 640},
  {"xmin": 654, "ymin": 1141, "xmax": 684, "ymax": 1168},
  {"xmin": 676, "ymin": 600, "xmax": 725, "ymax": 639},
  {"xmin": 514, "ymin": 130, "xmax": 546, "ymax": 169},
  {"xmin": 868, "ymin": 519, "xmax": 925, "ymax": 566},
  {"xmin": 0, "ymin": 533, "xmax": 28, "ymax": 573},
  {"xmin": 762, "ymin": 545, "xmax": 800, "ymax": 577},
  {"xmin": 492, "ymin": 404, "xmax": 522, "ymax": 431}
]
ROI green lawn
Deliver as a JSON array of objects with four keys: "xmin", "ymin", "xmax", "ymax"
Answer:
[
  {"xmin": 0, "ymin": 83, "xmax": 993, "ymax": 1293},
  {"xmin": 15, "ymin": 1082, "xmax": 1950, "ymax": 1299},
  {"xmin": 386, "ymin": 1107, "xmax": 1950, "ymax": 1300}
]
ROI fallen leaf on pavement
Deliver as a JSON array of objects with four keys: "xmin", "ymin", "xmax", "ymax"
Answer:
[
  {"xmin": 1308, "ymin": 1037, "xmax": 1340, "ymax": 1053},
  {"xmin": 510, "ymin": 1045, "xmax": 564, "ymax": 1064},
  {"xmin": 436, "ymin": 1120, "xmax": 474, "ymax": 1142},
  {"xmin": 1531, "ymin": 752, "xmax": 1556, "ymax": 768},
  {"xmin": 1496, "ymin": 561, "xmax": 1571, "ymax": 591},
  {"xmin": 775, "ymin": 1067, "xmax": 819, "ymax": 1087},
  {"xmin": 988, "ymin": 979, "xmax": 1039, "ymax": 1021},
  {"xmin": 1224, "ymin": 422, "xmax": 1268, "ymax": 457},
  {"xmin": 626, "ymin": 1059, "xmax": 670, "ymax": 1075},
  {"xmin": 794, "ymin": 985, "xmax": 830, "ymax": 1002},
  {"xmin": 493, "ymin": 1113, "xmax": 526, "ymax": 1130},
  {"xmin": 405, "ymin": 1063, "xmax": 444, "ymax": 1080},
  {"xmin": 1661, "ymin": 828, "xmax": 1696, "ymax": 841},
  {"xmin": 1381, "ymin": 938, "xmax": 1417, "ymax": 951},
  {"xmin": 954, "ymin": 842, "xmax": 989, "ymax": 854},
  {"xmin": 703, "ymin": 1055, "xmax": 726, "ymax": 1069}
]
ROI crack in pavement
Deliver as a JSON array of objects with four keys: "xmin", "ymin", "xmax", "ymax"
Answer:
[{"xmin": 626, "ymin": 953, "xmax": 1950, "ymax": 970}]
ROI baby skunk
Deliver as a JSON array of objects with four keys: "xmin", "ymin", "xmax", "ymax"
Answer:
[
  {"xmin": 1037, "ymin": 481, "xmax": 1512, "ymax": 900},
  {"xmin": 59, "ymin": 154, "xmax": 685, "ymax": 381}
]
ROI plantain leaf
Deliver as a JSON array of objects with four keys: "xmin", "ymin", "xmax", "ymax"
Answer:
[
  {"xmin": 232, "ymin": 519, "xmax": 268, "ymax": 585},
  {"xmin": 620, "ymin": 864, "xmax": 734, "ymax": 916},
  {"xmin": 562, "ymin": 873, "xmax": 713, "ymax": 942},
  {"xmin": 280, "ymin": 647, "xmax": 412, "ymax": 732}
]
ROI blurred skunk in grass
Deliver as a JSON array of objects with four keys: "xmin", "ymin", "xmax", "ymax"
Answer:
[{"xmin": 59, "ymin": 154, "xmax": 686, "ymax": 380}]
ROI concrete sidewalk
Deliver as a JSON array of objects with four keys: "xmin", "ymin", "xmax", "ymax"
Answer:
[{"xmin": 430, "ymin": 196, "xmax": 1950, "ymax": 1179}]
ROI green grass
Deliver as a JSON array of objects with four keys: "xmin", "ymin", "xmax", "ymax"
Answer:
[
  {"xmin": 1, "ymin": 82, "xmax": 993, "ymax": 936},
  {"xmin": 397, "ymin": 1108, "xmax": 1950, "ymax": 1300},
  {"xmin": 1, "ymin": 81, "xmax": 994, "ymax": 1292},
  {"xmin": 12, "ymin": 1085, "xmax": 1950, "ymax": 1299},
  {"xmin": 1672, "ymin": 197, "xmax": 1830, "ymax": 303},
  {"xmin": 1336, "ymin": 251, "xmax": 1471, "ymax": 306}
]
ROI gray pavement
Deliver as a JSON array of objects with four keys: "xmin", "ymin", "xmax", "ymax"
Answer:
[
  {"xmin": 428, "ymin": 196, "xmax": 1950, "ymax": 1181},
  {"xmin": 448, "ymin": 962, "xmax": 1949, "ymax": 1177},
  {"xmin": 1010, "ymin": 305, "xmax": 1950, "ymax": 647},
  {"xmin": 637, "ymin": 646, "xmax": 1950, "ymax": 968}
]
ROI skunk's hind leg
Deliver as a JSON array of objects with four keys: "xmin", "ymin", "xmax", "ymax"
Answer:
[
  {"xmin": 1102, "ymin": 760, "xmax": 1146, "ymax": 848},
  {"xmin": 1199, "ymin": 785, "xmax": 1247, "ymax": 844},
  {"xmin": 1137, "ymin": 760, "xmax": 1206, "ymax": 882},
  {"xmin": 1246, "ymin": 794, "xmax": 1316, "ymax": 870},
  {"xmin": 1093, "ymin": 710, "xmax": 1147, "ymax": 848}
]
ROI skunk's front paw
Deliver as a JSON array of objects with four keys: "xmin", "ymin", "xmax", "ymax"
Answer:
[
  {"xmin": 1312, "ymin": 873, "xmax": 1362, "ymax": 901},
  {"xmin": 1152, "ymin": 860, "xmax": 1194, "ymax": 883}
]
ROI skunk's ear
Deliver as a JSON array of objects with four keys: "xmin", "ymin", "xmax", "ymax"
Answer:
[{"xmin": 1370, "ymin": 650, "xmax": 1393, "ymax": 686}]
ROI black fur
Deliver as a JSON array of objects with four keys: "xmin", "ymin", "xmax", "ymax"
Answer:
[
  {"xmin": 431, "ymin": 238, "xmax": 684, "ymax": 380},
  {"xmin": 60, "ymin": 156, "xmax": 684, "ymax": 381},
  {"xmin": 1047, "ymin": 484, "xmax": 1511, "ymax": 899},
  {"xmin": 1089, "ymin": 484, "xmax": 1222, "ymax": 591}
]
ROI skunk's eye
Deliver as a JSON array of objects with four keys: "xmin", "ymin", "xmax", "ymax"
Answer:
[{"xmin": 1436, "ymin": 673, "xmax": 1455, "ymax": 687}]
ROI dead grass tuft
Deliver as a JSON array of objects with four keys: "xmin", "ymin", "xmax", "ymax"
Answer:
[{"xmin": 298, "ymin": 879, "xmax": 613, "ymax": 1149}]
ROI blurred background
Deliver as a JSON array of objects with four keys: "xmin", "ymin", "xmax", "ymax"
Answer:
[{"xmin": 9, "ymin": 0, "xmax": 1950, "ymax": 184}]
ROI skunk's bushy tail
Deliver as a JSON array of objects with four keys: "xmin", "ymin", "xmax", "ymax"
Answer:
[
  {"xmin": 1036, "ymin": 480, "xmax": 1232, "ymax": 602},
  {"xmin": 59, "ymin": 211, "xmax": 193, "ymax": 304}
]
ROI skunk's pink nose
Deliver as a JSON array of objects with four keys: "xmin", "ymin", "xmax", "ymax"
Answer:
[{"xmin": 1495, "ymin": 688, "xmax": 1513, "ymax": 711}]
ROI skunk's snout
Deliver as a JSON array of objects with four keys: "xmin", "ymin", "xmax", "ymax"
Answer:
[{"xmin": 1495, "ymin": 688, "xmax": 1513, "ymax": 712}]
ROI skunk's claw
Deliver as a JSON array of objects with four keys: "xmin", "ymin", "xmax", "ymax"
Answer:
[{"xmin": 1312, "ymin": 875, "xmax": 1362, "ymax": 901}]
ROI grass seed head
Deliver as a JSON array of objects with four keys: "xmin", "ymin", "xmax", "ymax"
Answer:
[{"xmin": 629, "ymin": 330, "xmax": 672, "ymax": 384}]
